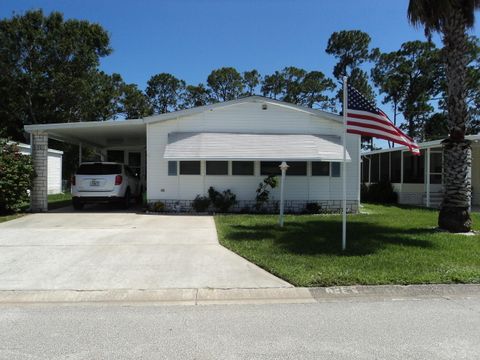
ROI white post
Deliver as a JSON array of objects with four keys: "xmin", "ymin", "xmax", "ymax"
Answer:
[
  {"xmin": 342, "ymin": 76, "xmax": 348, "ymax": 251},
  {"xmin": 79, "ymin": 142, "xmax": 83, "ymax": 165},
  {"xmin": 426, "ymin": 147, "xmax": 431, "ymax": 207},
  {"xmin": 279, "ymin": 161, "xmax": 289, "ymax": 227}
]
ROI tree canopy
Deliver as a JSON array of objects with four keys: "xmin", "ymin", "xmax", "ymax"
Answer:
[{"xmin": 0, "ymin": 10, "xmax": 113, "ymax": 140}]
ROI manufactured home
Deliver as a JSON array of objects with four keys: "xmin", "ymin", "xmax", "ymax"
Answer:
[
  {"xmin": 8, "ymin": 142, "xmax": 63, "ymax": 194},
  {"xmin": 24, "ymin": 96, "xmax": 361, "ymax": 212},
  {"xmin": 362, "ymin": 134, "xmax": 480, "ymax": 208}
]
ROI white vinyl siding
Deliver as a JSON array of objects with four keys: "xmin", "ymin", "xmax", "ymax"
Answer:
[{"xmin": 146, "ymin": 101, "xmax": 360, "ymax": 202}]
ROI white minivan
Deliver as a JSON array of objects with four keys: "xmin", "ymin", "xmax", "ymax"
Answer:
[{"xmin": 71, "ymin": 162, "xmax": 142, "ymax": 210}]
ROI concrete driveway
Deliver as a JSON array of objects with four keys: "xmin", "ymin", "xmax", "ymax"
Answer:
[{"xmin": 0, "ymin": 206, "xmax": 290, "ymax": 290}]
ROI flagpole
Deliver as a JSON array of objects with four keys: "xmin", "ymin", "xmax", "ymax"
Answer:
[{"xmin": 342, "ymin": 76, "xmax": 347, "ymax": 251}]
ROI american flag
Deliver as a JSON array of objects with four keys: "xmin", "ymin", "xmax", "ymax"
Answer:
[{"xmin": 346, "ymin": 84, "xmax": 420, "ymax": 155}]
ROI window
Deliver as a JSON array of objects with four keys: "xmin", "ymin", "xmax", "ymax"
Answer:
[
  {"xmin": 77, "ymin": 163, "xmax": 122, "ymax": 175},
  {"xmin": 331, "ymin": 162, "xmax": 341, "ymax": 177},
  {"xmin": 361, "ymin": 157, "xmax": 370, "ymax": 182},
  {"xmin": 125, "ymin": 166, "xmax": 135, "ymax": 177},
  {"xmin": 390, "ymin": 151, "xmax": 401, "ymax": 183},
  {"xmin": 180, "ymin": 161, "xmax": 200, "ymax": 175},
  {"xmin": 286, "ymin": 162, "xmax": 307, "ymax": 176},
  {"xmin": 232, "ymin": 161, "xmax": 254, "ymax": 175},
  {"xmin": 128, "ymin": 152, "xmax": 141, "ymax": 177},
  {"xmin": 312, "ymin": 161, "xmax": 330, "ymax": 176},
  {"xmin": 403, "ymin": 150, "xmax": 425, "ymax": 183},
  {"xmin": 260, "ymin": 162, "xmax": 281, "ymax": 176},
  {"xmin": 107, "ymin": 150, "xmax": 124, "ymax": 163},
  {"xmin": 380, "ymin": 153, "xmax": 390, "ymax": 181},
  {"xmin": 206, "ymin": 161, "xmax": 228, "ymax": 175},
  {"xmin": 370, "ymin": 154, "xmax": 379, "ymax": 183},
  {"xmin": 168, "ymin": 161, "xmax": 177, "ymax": 176}
]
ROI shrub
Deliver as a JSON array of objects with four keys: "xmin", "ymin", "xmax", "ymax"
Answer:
[
  {"xmin": 192, "ymin": 195, "xmax": 210, "ymax": 212},
  {"xmin": 362, "ymin": 181, "xmax": 398, "ymax": 204},
  {"xmin": 0, "ymin": 140, "xmax": 35, "ymax": 214},
  {"xmin": 149, "ymin": 201, "xmax": 165, "ymax": 212},
  {"xmin": 255, "ymin": 175, "xmax": 278, "ymax": 211},
  {"xmin": 305, "ymin": 202, "xmax": 321, "ymax": 214},
  {"xmin": 208, "ymin": 186, "xmax": 237, "ymax": 212}
]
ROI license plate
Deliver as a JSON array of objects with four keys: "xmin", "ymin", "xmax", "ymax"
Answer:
[{"xmin": 90, "ymin": 180, "xmax": 100, "ymax": 186}]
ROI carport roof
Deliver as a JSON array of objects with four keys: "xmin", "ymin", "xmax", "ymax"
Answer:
[{"xmin": 24, "ymin": 119, "xmax": 146, "ymax": 148}]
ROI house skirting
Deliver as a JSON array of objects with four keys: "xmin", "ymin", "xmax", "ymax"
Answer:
[{"xmin": 148, "ymin": 199, "xmax": 359, "ymax": 214}]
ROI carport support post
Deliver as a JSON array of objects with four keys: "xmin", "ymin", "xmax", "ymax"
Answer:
[
  {"xmin": 78, "ymin": 142, "xmax": 82, "ymax": 165},
  {"xmin": 278, "ymin": 162, "xmax": 289, "ymax": 227},
  {"xmin": 30, "ymin": 131, "xmax": 49, "ymax": 212}
]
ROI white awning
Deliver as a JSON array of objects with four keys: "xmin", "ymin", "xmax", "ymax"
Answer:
[{"xmin": 163, "ymin": 132, "xmax": 351, "ymax": 161}]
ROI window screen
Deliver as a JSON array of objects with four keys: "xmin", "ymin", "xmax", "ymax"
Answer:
[
  {"xmin": 390, "ymin": 151, "xmax": 401, "ymax": 183},
  {"xmin": 361, "ymin": 157, "xmax": 370, "ymax": 182},
  {"xmin": 286, "ymin": 162, "xmax": 307, "ymax": 176},
  {"xmin": 370, "ymin": 154, "xmax": 379, "ymax": 183},
  {"xmin": 312, "ymin": 161, "xmax": 330, "ymax": 176},
  {"xmin": 331, "ymin": 162, "xmax": 341, "ymax": 177},
  {"xmin": 206, "ymin": 161, "xmax": 228, "ymax": 175},
  {"xmin": 260, "ymin": 162, "xmax": 281, "ymax": 176},
  {"xmin": 430, "ymin": 152, "xmax": 442, "ymax": 173},
  {"xmin": 232, "ymin": 161, "xmax": 254, "ymax": 175},
  {"xmin": 106, "ymin": 150, "xmax": 124, "ymax": 163},
  {"xmin": 403, "ymin": 150, "xmax": 425, "ymax": 183},
  {"xmin": 168, "ymin": 161, "xmax": 177, "ymax": 176},
  {"xmin": 380, "ymin": 153, "xmax": 390, "ymax": 181},
  {"xmin": 180, "ymin": 161, "xmax": 201, "ymax": 175}
]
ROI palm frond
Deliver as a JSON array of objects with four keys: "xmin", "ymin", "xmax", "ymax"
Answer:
[{"xmin": 408, "ymin": 0, "xmax": 480, "ymax": 34}]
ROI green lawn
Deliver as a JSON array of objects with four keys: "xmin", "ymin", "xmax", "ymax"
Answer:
[
  {"xmin": 215, "ymin": 204, "xmax": 480, "ymax": 286},
  {"xmin": 1, "ymin": 193, "xmax": 71, "ymax": 223},
  {"xmin": 0, "ymin": 213, "xmax": 24, "ymax": 224},
  {"xmin": 47, "ymin": 192, "xmax": 72, "ymax": 210}
]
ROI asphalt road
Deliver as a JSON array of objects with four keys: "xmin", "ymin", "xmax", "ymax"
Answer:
[{"xmin": 0, "ymin": 295, "xmax": 479, "ymax": 359}]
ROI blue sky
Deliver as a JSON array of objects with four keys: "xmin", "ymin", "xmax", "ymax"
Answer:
[{"xmin": 1, "ymin": 1, "xmax": 479, "ymax": 147}]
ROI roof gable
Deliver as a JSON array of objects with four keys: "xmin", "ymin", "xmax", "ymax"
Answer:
[{"xmin": 144, "ymin": 96, "xmax": 342, "ymax": 125}]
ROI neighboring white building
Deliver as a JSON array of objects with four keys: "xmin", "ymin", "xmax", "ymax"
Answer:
[
  {"xmin": 362, "ymin": 134, "xmax": 480, "ymax": 208},
  {"xmin": 15, "ymin": 142, "xmax": 63, "ymax": 194},
  {"xmin": 25, "ymin": 96, "xmax": 361, "ymax": 212}
]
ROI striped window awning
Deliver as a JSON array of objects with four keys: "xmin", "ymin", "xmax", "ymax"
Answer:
[{"xmin": 163, "ymin": 132, "xmax": 351, "ymax": 162}]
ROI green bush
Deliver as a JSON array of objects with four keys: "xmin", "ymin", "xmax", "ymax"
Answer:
[
  {"xmin": 149, "ymin": 201, "xmax": 165, "ymax": 212},
  {"xmin": 255, "ymin": 175, "xmax": 278, "ymax": 211},
  {"xmin": 304, "ymin": 202, "xmax": 321, "ymax": 214},
  {"xmin": 192, "ymin": 195, "xmax": 210, "ymax": 212},
  {"xmin": 208, "ymin": 186, "xmax": 237, "ymax": 212},
  {"xmin": 0, "ymin": 140, "xmax": 35, "ymax": 214},
  {"xmin": 361, "ymin": 181, "xmax": 398, "ymax": 204}
]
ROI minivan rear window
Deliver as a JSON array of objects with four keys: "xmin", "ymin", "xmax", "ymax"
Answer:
[{"xmin": 76, "ymin": 164, "xmax": 122, "ymax": 175}]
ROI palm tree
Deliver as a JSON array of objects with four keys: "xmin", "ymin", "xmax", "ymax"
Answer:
[{"xmin": 408, "ymin": 0, "xmax": 480, "ymax": 232}]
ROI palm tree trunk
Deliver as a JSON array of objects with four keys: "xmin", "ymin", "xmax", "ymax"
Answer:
[{"xmin": 438, "ymin": 11, "xmax": 472, "ymax": 232}]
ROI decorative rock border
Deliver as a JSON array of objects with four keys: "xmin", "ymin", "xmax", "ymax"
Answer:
[{"xmin": 146, "ymin": 199, "xmax": 359, "ymax": 214}]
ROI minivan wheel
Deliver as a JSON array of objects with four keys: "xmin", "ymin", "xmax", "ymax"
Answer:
[
  {"xmin": 122, "ymin": 189, "xmax": 131, "ymax": 209},
  {"xmin": 72, "ymin": 198, "xmax": 84, "ymax": 210}
]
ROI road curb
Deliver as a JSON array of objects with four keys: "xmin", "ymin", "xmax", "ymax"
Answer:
[
  {"xmin": 309, "ymin": 284, "xmax": 480, "ymax": 302},
  {"xmin": 0, "ymin": 284, "xmax": 477, "ymax": 305}
]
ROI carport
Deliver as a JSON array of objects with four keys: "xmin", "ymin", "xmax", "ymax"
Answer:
[{"xmin": 25, "ymin": 119, "xmax": 146, "ymax": 212}]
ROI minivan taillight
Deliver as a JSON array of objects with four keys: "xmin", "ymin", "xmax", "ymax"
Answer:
[
  {"xmin": 71, "ymin": 175, "xmax": 76, "ymax": 186},
  {"xmin": 115, "ymin": 175, "xmax": 123, "ymax": 185}
]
